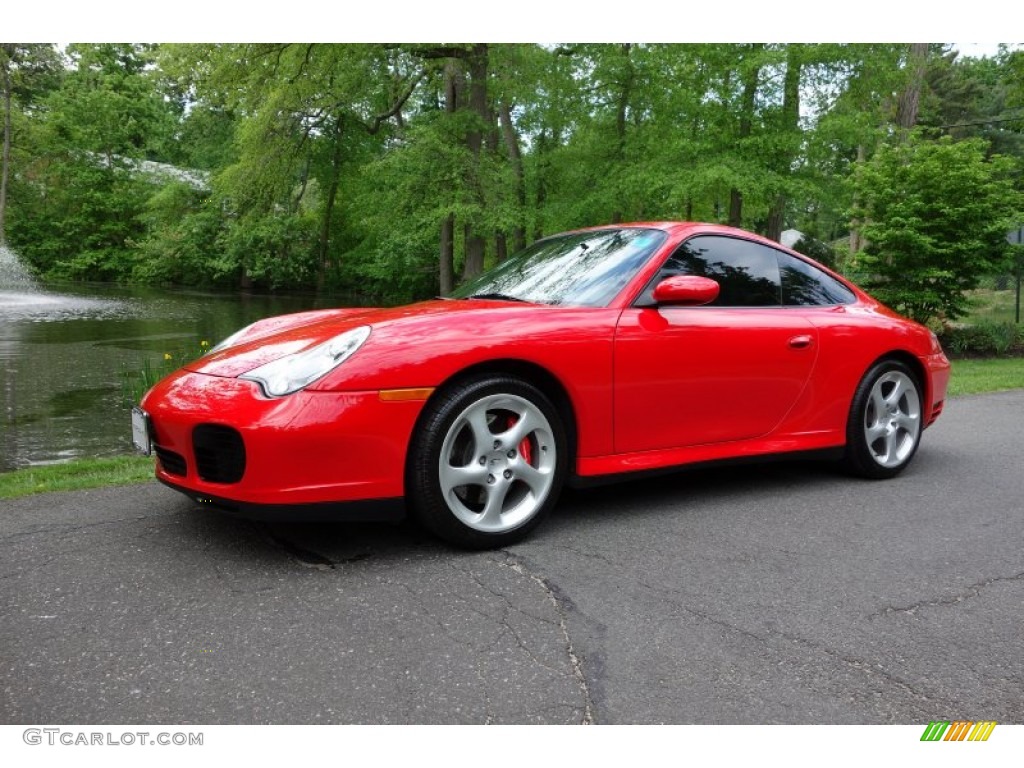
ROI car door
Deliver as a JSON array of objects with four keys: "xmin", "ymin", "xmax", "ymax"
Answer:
[{"xmin": 613, "ymin": 235, "xmax": 819, "ymax": 454}]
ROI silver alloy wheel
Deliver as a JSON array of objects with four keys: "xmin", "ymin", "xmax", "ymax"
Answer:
[
  {"xmin": 438, "ymin": 393, "xmax": 557, "ymax": 533},
  {"xmin": 863, "ymin": 370, "xmax": 921, "ymax": 469}
]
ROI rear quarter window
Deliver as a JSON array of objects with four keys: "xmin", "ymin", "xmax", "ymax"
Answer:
[{"xmin": 777, "ymin": 250, "xmax": 856, "ymax": 306}]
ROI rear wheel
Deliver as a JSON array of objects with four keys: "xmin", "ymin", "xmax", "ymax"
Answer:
[
  {"xmin": 843, "ymin": 360, "xmax": 923, "ymax": 479},
  {"xmin": 408, "ymin": 376, "xmax": 568, "ymax": 549}
]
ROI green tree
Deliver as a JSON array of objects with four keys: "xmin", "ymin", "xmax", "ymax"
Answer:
[
  {"xmin": 9, "ymin": 44, "xmax": 178, "ymax": 278},
  {"xmin": 0, "ymin": 43, "xmax": 62, "ymax": 247},
  {"xmin": 851, "ymin": 133, "xmax": 1021, "ymax": 324},
  {"xmin": 10, "ymin": 41, "xmax": 996, "ymax": 304},
  {"xmin": 158, "ymin": 43, "xmax": 424, "ymax": 293},
  {"xmin": 917, "ymin": 49, "xmax": 1024, "ymax": 167}
]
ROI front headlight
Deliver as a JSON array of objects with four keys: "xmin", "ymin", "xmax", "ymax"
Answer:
[{"xmin": 240, "ymin": 326, "xmax": 371, "ymax": 397}]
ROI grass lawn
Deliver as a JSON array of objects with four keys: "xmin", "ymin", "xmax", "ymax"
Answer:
[
  {"xmin": 0, "ymin": 455, "xmax": 154, "ymax": 501},
  {"xmin": 963, "ymin": 287, "xmax": 1021, "ymax": 325},
  {"xmin": 948, "ymin": 357, "xmax": 1024, "ymax": 397}
]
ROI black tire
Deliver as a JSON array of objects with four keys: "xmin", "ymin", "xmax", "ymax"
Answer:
[
  {"xmin": 843, "ymin": 359, "xmax": 924, "ymax": 479},
  {"xmin": 407, "ymin": 375, "xmax": 568, "ymax": 549}
]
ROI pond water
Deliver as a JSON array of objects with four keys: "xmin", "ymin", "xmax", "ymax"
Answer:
[{"xmin": 0, "ymin": 272, "xmax": 346, "ymax": 473}]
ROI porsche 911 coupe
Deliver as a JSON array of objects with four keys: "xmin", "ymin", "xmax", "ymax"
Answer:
[{"xmin": 134, "ymin": 222, "xmax": 951, "ymax": 548}]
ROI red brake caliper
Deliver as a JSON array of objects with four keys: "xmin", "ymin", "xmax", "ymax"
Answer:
[{"xmin": 511, "ymin": 415, "xmax": 533, "ymax": 466}]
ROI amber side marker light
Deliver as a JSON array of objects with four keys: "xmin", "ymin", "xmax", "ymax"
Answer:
[{"xmin": 379, "ymin": 388, "xmax": 436, "ymax": 402}]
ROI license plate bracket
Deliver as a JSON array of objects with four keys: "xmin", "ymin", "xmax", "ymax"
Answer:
[{"xmin": 131, "ymin": 407, "xmax": 152, "ymax": 455}]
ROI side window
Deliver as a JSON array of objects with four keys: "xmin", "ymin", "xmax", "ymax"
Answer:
[
  {"xmin": 777, "ymin": 250, "xmax": 856, "ymax": 306},
  {"xmin": 649, "ymin": 235, "xmax": 782, "ymax": 307}
]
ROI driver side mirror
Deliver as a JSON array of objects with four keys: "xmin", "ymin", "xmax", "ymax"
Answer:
[{"xmin": 652, "ymin": 275, "xmax": 720, "ymax": 306}]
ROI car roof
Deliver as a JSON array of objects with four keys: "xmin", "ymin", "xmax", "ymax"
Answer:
[
  {"xmin": 573, "ymin": 221, "xmax": 784, "ymax": 242},
  {"xmin": 570, "ymin": 221, "xmax": 811, "ymax": 251}
]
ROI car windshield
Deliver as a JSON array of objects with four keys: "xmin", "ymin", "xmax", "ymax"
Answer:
[{"xmin": 449, "ymin": 228, "xmax": 667, "ymax": 307}]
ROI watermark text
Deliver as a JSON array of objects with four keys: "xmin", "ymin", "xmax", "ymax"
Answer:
[{"xmin": 23, "ymin": 729, "xmax": 203, "ymax": 747}]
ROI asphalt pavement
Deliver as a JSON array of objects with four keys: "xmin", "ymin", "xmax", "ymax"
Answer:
[{"xmin": 2, "ymin": 390, "xmax": 1022, "ymax": 724}]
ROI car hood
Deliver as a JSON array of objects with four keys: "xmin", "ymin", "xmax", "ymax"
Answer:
[{"xmin": 184, "ymin": 299, "xmax": 523, "ymax": 378}]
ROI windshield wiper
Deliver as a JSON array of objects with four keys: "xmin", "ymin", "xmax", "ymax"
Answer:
[{"xmin": 467, "ymin": 292, "xmax": 530, "ymax": 303}]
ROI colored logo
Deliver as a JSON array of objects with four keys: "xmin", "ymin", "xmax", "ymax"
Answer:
[{"xmin": 920, "ymin": 721, "xmax": 996, "ymax": 742}]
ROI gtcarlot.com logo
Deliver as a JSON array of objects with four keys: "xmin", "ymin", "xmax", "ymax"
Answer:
[
  {"xmin": 920, "ymin": 721, "xmax": 997, "ymax": 742},
  {"xmin": 23, "ymin": 729, "xmax": 203, "ymax": 747}
]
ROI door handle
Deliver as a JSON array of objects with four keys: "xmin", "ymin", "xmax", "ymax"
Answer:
[{"xmin": 788, "ymin": 335, "xmax": 813, "ymax": 349}]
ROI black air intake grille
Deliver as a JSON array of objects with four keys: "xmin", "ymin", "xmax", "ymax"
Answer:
[
  {"xmin": 154, "ymin": 446, "xmax": 187, "ymax": 477},
  {"xmin": 193, "ymin": 425, "xmax": 246, "ymax": 484}
]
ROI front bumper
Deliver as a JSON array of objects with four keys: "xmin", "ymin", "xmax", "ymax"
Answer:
[
  {"xmin": 142, "ymin": 370, "xmax": 426, "ymax": 513},
  {"xmin": 157, "ymin": 476, "xmax": 405, "ymax": 522}
]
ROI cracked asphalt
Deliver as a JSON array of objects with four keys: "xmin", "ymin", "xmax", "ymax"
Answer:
[{"xmin": 1, "ymin": 390, "xmax": 1022, "ymax": 724}]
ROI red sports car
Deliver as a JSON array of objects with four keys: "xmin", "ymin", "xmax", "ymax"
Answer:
[{"xmin": 135, "ymin": 222, "xmax": 951, "ymax": 548}]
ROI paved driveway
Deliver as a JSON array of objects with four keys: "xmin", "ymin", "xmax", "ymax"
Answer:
[{"xmin": 2, "ymin": 391, "xmax": 1022, "ymax": 724}]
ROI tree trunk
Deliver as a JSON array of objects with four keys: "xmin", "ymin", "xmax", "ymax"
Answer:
[
  {"xmin": 0, "ymin": 51, "xmax": 12, "ymax": 247},
  {"xmin": 766, "ymin": 45, "xmax": 802, "ymax": 242},
  {"xmin": 612, "ymin": 43, "xmax": 635, "ymax": 224},
  {"xmin": 896, "ymin": 43, "xmax": 929, "ymax": 132},
  {"xmin": 533, "ymin": 129, "xmax": 548, "ymax": 241},
  {"xmin": 849, "ymin": 144, "xmax": 866, "ymax": 255},
  {"xmin": 729, "ymin": 44, "xmax": 763, "ymax": 228},
  {"xmin": 316, "ymin": 118, "xmax": 344, "ymax": 294},
  {"xmin": 463, "ymin": 223, "xmax": 483, "ymax": 281},
  {"xmin": 684, "ymin": 108, "xmax": 700, "ymax": 222},
  {"xmin": 462, "ymin": 43, "xmax": 488, "ymax": 281},
  {"xmin": 728, "ymin": 191, "xmax": 743, "ymax": 227},
  {"xmin": 486, "ymin": 90, "xmax": 505, "ymax": 262},
  {"xmin": 439, "ymin": 215, "xmax": 455, "ymax": 295},
  {"xmin": 498, "ymin": 100, "xmax": 527, "ymax": 253},
  {"xmin": 439, "ymin": 60, "xmax": 461, "ymax": 294}
]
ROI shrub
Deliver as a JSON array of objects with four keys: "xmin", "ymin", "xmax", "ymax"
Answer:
[{"xmin": 940, "ymin": 322, "xmax": 1023, "ymax": 357}]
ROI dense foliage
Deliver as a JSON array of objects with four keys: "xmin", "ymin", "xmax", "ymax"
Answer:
[
  {"xmin": 852, "ymin": 134, "xmax": 1020, "ymax": 322},
  {"xmin": 1, "ymin": 43, "xmax": 1022, "ymax": 321}
]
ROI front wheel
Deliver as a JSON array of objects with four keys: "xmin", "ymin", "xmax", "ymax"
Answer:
[
  {"xmin": 843, "ymin": 360, "xmax": 923, "ymax": 479},
  {"xmin": 408, "ymin": 376, "xmax": 568, "ymax": 549}
]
